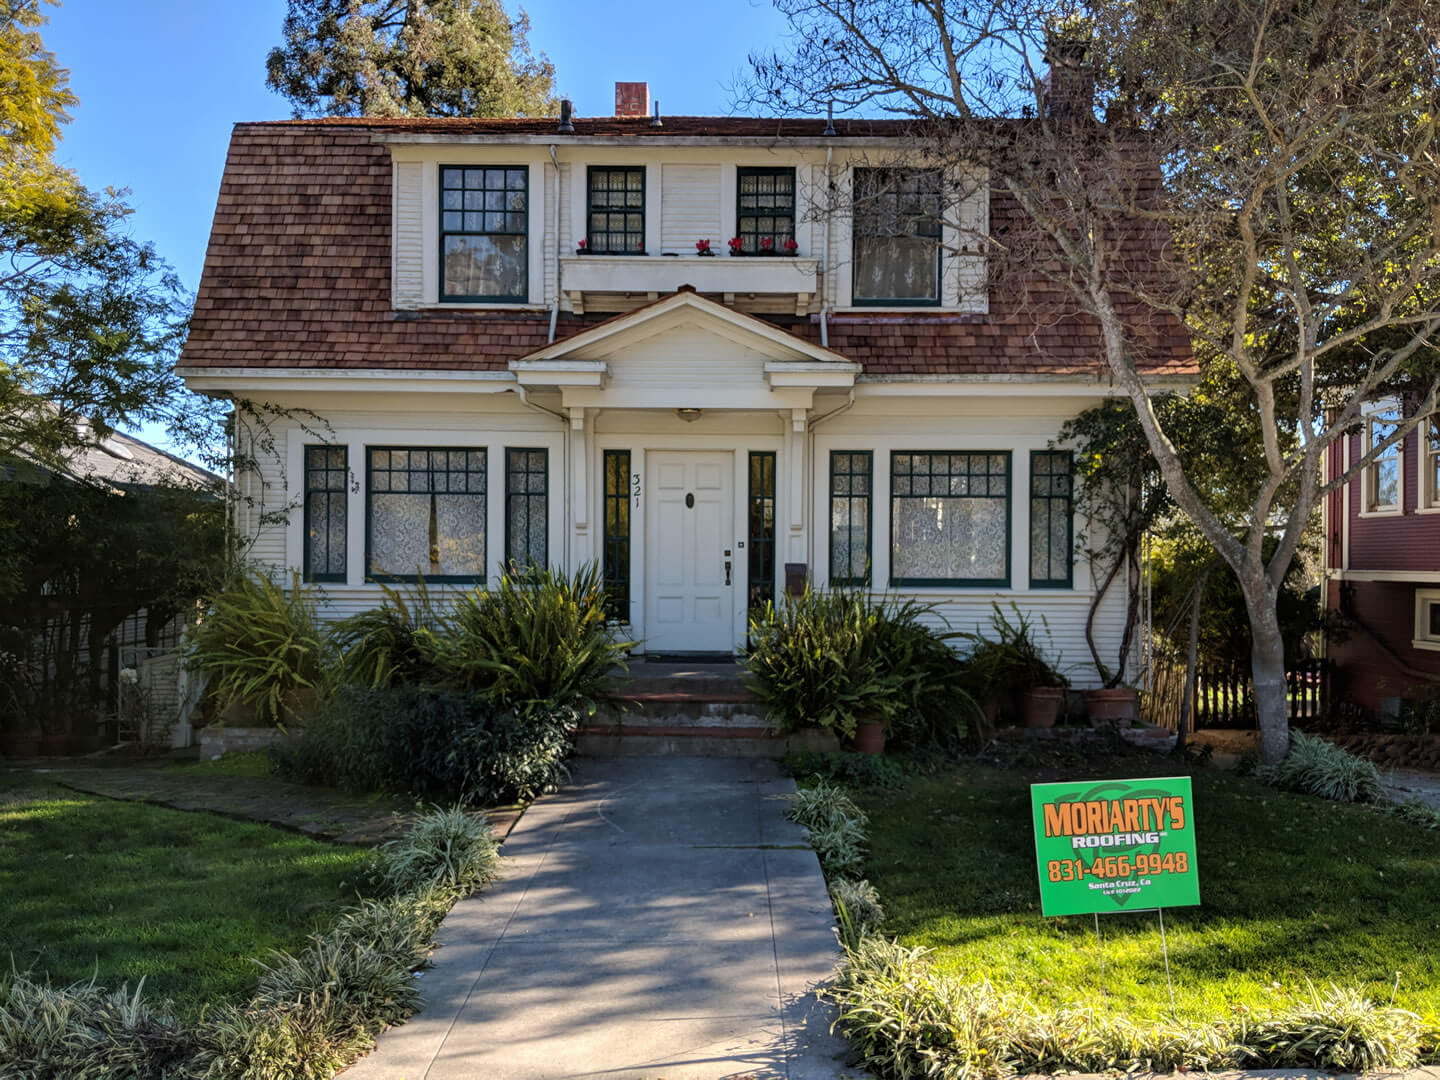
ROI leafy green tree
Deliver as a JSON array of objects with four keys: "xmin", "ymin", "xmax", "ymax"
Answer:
[
  {"xmin": 743, "ymin": 0, "xmax": 1440, "ymax": 761},
  {"xmin": 266, "ymin": 0, "xmax": 557, "ymax": 118},
  {"xmin": 0, "ymin": 0, "xmax": 221, "ymax": 470}
]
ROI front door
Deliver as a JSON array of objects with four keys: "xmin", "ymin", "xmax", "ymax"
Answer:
[{"xmin": 645, "ymin": 451, "xmax": 735, "ymax": 652}]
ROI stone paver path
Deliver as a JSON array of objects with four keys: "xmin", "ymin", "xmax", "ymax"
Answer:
[
  {"xmin": 45, "ymin": 767, "xmax": 522, "ymax": 845},
  {"xmin": 342, "ymin": 756, "xmax": 849, "ymax": 1080}
]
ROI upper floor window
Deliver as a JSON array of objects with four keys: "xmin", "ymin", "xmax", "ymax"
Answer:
[
  {"xmin": 440, "ymin": 166, "xmax": 528, "ymax": 302},
  {"xmin": 853, "ymin": 168, "xmax": 942, "ymax": 306},
  {"xmin": 1364, "ymin": 402, "xmax": 1402, "ymax": 513},
  {"xmin": 1426, "ymin": 414, "xmax": 1439, "ymax": 509},
  {"xmin": 588, "ymin": 166, "xmax": 646, "ymax": 254},
  {"xmin": 736, "ymin": 168, "xmax": 796, "ymax": 254}
]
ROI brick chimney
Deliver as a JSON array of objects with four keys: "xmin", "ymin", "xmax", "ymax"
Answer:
[
  {"xmin": 615, "ymin": 81, "xmax": 650, "ymax": 118},
  {"xmin": 1043, "ymin": 38, "xmax": 1094, "ymax": 123}
]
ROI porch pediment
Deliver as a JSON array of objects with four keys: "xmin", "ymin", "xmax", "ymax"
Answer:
[{"xmin": 510, "ymin": 289, "xmax": 858, "ymax": 408}]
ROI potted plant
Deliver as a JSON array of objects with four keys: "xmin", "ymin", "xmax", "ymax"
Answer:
[
  {"xmin": 575, "ymin": 238, "xmax": 588, "ymax": 254},
  {"xmin": 727, "ymin": 236, "xmax": 744, "ymax": 256},
  {"xmin": 782, "ymin": 238, "xmax": 799, "ymax": 255},
  {"xmin": 961, "ymin": 604, "xmax": 1068, "ymax": 728},
  {"xmin": 695, "ymin": 238, "xmax": 713, "ymax": 256}
]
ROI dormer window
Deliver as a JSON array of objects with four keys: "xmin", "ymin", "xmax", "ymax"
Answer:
[
  {"xmin": 440, "ymin": 166, "xmax": 528, "ymax": 302},
  {"xmin": 587, "ymin": 166, "xmax": 646, "ymax": 254},
  {"xmin": 853, "ymin": 167, "xmax": 942, "ymax": 306},
  {"xmin": 736, "ymin": 168, "xmax": 796, "ymax": 254}
]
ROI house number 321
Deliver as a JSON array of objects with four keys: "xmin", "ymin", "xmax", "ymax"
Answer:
[{"xmin": 631, "ymin": 473, "xmax": 641, "ymax": 508}]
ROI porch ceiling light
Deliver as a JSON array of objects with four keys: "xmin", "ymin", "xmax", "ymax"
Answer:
[{"xmin": 675, "ymin": 408, "xmax": 704, "ymax": 422}]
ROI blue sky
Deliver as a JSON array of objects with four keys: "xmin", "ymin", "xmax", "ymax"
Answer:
[{"xmin": 43, "ymin": 0, "xmax": 793, "ymax": 295}]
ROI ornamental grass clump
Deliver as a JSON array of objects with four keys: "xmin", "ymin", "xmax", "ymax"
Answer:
[
  {"xmin": 785, "ymin": 780, "xmax": 871, "ymax": 881},
  {"xmin": 1256, "ymin": 730, "xmax": 1385, "ymax": 804},
  {"xmin": 184, "ymin": 570, "xmax": 332, "ymax": 726},
  {"xmin": 1236, "ymin": 986, "xmax": 1425, "ymax": 1072},
  {"xmin": 373, "ymin": 806, "xmax": 499, "ymax": 899}
]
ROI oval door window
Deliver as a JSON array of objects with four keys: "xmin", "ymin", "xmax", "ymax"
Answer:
[{"xmin": 685, "ymin": 493, "xmax": 695, "ymax": 509}]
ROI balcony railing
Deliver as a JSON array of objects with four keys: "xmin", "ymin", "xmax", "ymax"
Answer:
[{"xmin": 561, "ymin": 255, "xmax": 820, "ymax": 315}]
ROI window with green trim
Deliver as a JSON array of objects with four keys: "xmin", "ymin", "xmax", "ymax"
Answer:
[
  {"xmin": 440, "ymin": 166, "xmax": 528, "ymax": 302},
  {"xmin": 1029, "ymin": 451, "xmax": 1073, "ymax": 588},
  {"xmin": 748, "ymin": 452, "xmax": 777, "ymax": 613},
  {"xmin": 736, "ymin": 168, "xmax": 796, "ymax": 254},
  {"xmin": 890, "ymin": 452, "xmax": 1009, "ymax": 586},
  {"xmin": 603, "ymin": 450, "xmax": 631, "ymax": 622},
  {"xmin": 366, "ymin": 448, "xmax": 486, "ymax": 582},
  {"xmin": 829, "ymin": 451, "xmax": 872, "ymax": 586},
  {"xmin": 506, "ymin": 448, "xmax": 548, "ymax": 568},
  {"xmin": 303, "ymin": 445, "xmax": 347, "ymax": 583},
  {"xmin": 853, "ymin": 168, "xmax": 942, "ymax": 305},
  {"xmin": 587, "ymin": 166, "xmax": 646, "ymax": 254}
]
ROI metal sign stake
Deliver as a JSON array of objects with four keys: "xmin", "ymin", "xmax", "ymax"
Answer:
[{"xmin": 1157, "ymin": 906, "xmax": 1176, "ymax": 1012}]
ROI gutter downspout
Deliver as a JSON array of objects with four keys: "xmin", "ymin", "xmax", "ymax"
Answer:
[
  {"xmin": 820, "ymin": 146, "xmax": 833, "ymax": 349},
  {"xmin": 548, "ymin": 144, "xmax": 561, "ymax": 344}
]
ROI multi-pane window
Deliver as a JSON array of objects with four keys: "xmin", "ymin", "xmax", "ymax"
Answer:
[
  {"xmin": 748, "ymin": 452, "xmax": 777, "ymax": 614},
  {"xmin": 1417, "ymin": 590, "xmax": 1440, "ymax": 647},
  {"xmin": 367, "ymin": 448, "xmax": 486, "ymax": 582},
  {"xmin": 1030, "ymin": 451, "xmax": 1073, "ymax": 588},
  {"xmin": 303, "ymin": 445, "xmax": 347, "ymax": 583},
  {"xmin": 736, "ymin": 168, "xmax": 796, "ymax": 254},
  {"xmin": 1365, "ymin": 404, "xmax": 1401, "ymax": 512},
  {"xmin": 587, "ymin": 166, "xmax": 646, "ymax": 254},
  {"xmin": 506, "ymin": 448, "xmax": 548, "ymax": 568},
  {"xmin": 853, "ymin": 168, "xmax": 942, "ymax": 305},
  {"xmin": 1426, "ymin": 415, "xmax": 1440, "ymax": 509},
  {"xmin": 829, "ymin": 452, "xmax": 872, "ymax": 586},
  {"xmin": 891, "ymin": 452, "xmax": 1009, "ymax": 586},
  {"xmin": 603, "ymin": 450, "xmax": 631, "ymax": 622},
  {"xmin": 440, "ymin": 166, "xmax": 528, "ymax": 301}
]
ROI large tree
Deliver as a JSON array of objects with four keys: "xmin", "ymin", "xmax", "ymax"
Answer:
[
  {"xmin": 744, "ymin": 0, "xmax": 1440, "ymax": 762},
  {"xmin": 0, "ymin": 0, "xmax": 218, "ymax": 469},
  {"xmin": 266, "ymin": 0, "xmax": 557, "ymax": 118}
]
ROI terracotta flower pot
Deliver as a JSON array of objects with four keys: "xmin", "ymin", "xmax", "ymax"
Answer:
[
  {"xmin": 1021, "ymin": 687, "xmax": 1064, "ymax": 728},
  {"xmin": 853, "ymin": 720, "xmax": 887, "ymax": 755},
  {"xmin": 1084, "ymin": 687, "xmax": 1140, "ymax": 728}
]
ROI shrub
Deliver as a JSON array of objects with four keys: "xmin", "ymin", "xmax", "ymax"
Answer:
[
  {"xmin": 372, "ymin": 808, "xmax": 499, "ymax": 898},
  {"xmin": 1236, "ymin": 986, "xmax": 1424, "ymax": 1072},
  {"xmin": 330, "ymin": 581, "xmax": 444, "ymax": 690},
  {"xmin": 1256, "ymin": 730, "xmax": 1385, "ymax": 803},
  {"xmin": 783, "ymin": 750, "xmax": 910, "ymax": 790},
  {"xmin": 830, "ymin": 878, "xmax": 885, "ymax": 930},
  {"xmin": 747, "ymin": 588, "xmax": 973, "ymax": 742},
  {"xmin": 784, "ymin": 780, "xmax": 866, "ymax": 832},
  {"xmin": 432, "ymin": 563, "xmax": 632, "ymax": 710},
  {"xmin": 184, "ymin": 571, "xmax": 332, "ymax": 726},
  {"xmin": 786, "ymin": 780, "xmax": 870, "ymax": 879},
  {"xmin": 0, "ymin": 975, "xmax": 193, "ymax": 1080},
  {"xmin": 271, "ymin": 685, "xmax": 579, "ymax": 805}
]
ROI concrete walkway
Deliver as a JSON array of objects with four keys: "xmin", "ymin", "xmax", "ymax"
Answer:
[{"xmin": 343, "ymin": 757, "xmax": 851, "ymax": 1080}]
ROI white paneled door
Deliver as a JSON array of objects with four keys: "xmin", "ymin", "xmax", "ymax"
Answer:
[{"xmin": 645, "ymin": 451, "xmax": 735, "ymax": 652}]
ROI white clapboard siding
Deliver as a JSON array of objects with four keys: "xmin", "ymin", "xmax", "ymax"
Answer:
[
  {"xmin": 239, "ymin": 421, "xmax": 289, "ymax": 568},
  {"xmin": 392, "ymin": 162, "xmax": 425, "ymax": 309},
  {"xmin": 661, "ymin": 164, "xmax": 723, "ymax": 252},
  {"xmin": 602, "ymin": 326, "xmax": 767, "ymax": 388}
]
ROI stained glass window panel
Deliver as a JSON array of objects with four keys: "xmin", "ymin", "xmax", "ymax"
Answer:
[
  {"xmin": 506, "ymin": 448, "xmax": 548, "ymax": 568},
  {"xmin": 1029, "ymin": 451, "xmax": 1073, "ymax": 587},
  {"xmin": 829, "ymin": 452, "xmax": 871, "ymax": 585},
  {"xmin": 367, "ymin": 447, "xmax": 485, "ymax": 581},
  {"xmin": 303, "ymin": 445, "xmax": 347, "ymax": 583}
]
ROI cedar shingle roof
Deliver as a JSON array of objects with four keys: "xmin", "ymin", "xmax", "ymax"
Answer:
[{"xmin": 179, "ymin": 121, "xmax": 1195, "ymax": 379}]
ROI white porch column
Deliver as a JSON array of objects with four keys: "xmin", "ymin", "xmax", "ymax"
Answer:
[
  {"xmin": 569, "ymin": 407, "xmax": 592, "ymax": 565},
  {"xmin": 785, "ymin": 407, "xmax": 809, "ymax": 565}
]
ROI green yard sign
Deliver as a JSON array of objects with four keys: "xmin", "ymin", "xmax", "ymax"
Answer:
[{"xmin": 1031, "ymin": 776, "xmax": 1200, "ymax": 917}]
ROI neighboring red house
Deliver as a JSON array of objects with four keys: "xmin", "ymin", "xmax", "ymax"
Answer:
[{"xmin": 1325, "ymin": 396, "xmax": 1440, "ymax": 715}]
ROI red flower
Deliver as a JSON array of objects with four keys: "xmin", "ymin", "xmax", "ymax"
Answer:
[
  {"xmin": 576, "ymin": 239, "xmax": 587, "ymax": 250},
  {"xmin": 727, "ymin": 237, "xmax": 744, "ymax": 253},
  {"xmin": 760, "ymin": 236, "xmax": 774, "ymax": 251},
  {"xmin": 695, "ymin": 238, "xmax": 711, "ymax": 253},
  {"xmin": 783, "ymin": 237, "xmax": 799, "ymax": 252}
]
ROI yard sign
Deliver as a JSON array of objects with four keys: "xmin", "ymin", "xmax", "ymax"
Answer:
[{"xmin": 1031, "ymin": 776, "xmax": 1200, "ymax": 917}]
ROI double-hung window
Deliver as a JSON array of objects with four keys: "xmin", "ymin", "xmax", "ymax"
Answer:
[
  {"xmin": 367, "ymin": 448, "xmax": 487, "ymax": 582},
  {"xmin": 853, "ymin": 168, "xmax": 942, "ymax": 305},
  {"xmin": 440, "ymin": 166, "xmax": 528, "ymax": 302},
  {"xmin": 303, "ymin": 445, "xmax": 347, "ymax": 583},
  {"xmin": 1416, "ymin": 589, "xmax": 1440, "ymax": 651},
  {"xmin": 587, "ymin": 166, "xmax": 646, "ymax": 254},
  {"xmin": 1029, "ymin": 451, "xmax": 1073, "ymax": 588},
  {"xmin": 891, "ymin": 452, "xmax": 1009, "ymax": 586},
  {"xmin": 1364, "ymin": 402, "xmax": 1402, "ymax": 513},
  {"xmin": 736, "ymin": 167, "xmax": 796, "ymax": 254}
]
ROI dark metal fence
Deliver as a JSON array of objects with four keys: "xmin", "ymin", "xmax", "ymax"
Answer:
[{"xmin": 1145, "ymin": 653, "xmax": 1332, "ymax": 731}]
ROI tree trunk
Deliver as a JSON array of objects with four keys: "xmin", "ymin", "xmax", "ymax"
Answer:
[
  {"xmin": 1243, "ymin": 573, "xmax": 1290, "ymax": 764},
  {"xmin": 1176, "ymin": 570, "xmax": 1208, "ymax": 751}
]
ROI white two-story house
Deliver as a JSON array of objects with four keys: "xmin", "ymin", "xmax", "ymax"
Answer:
[{"xmin": 177, "ymin": 82, "xmax": 1193, "ymax": 672}]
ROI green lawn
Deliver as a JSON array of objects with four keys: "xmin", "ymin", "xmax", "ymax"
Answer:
[
  {"xmin": 854, "ymin": 757, "xmax": 1440, "ymax": 1023},
  {"xmin": 0, "ymin": 774, "xmax": 372, "ymax": 1017}
]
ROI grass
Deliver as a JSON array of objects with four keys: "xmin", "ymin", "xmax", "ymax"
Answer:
[
  {"xmin": 0, "ymin": 774, "xmax": 372, "ymax": 1018},
  {"xmin": 852, "ymin": 757, "xmax": 1440, "ymax": 1023},
  {"xmin": 167, "ymin": 750, "xmax": 275, "ymax": 778}
]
